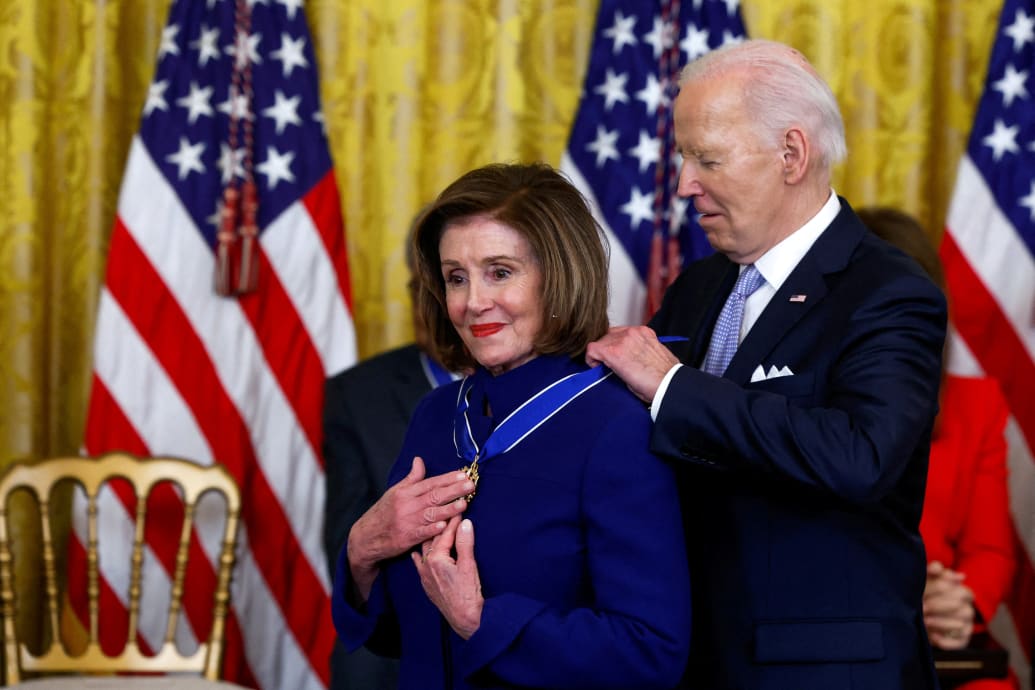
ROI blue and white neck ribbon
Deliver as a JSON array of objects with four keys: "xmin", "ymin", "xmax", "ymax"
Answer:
[
  {"xmin": 420, "ymin": 351, "xmax": 459, "ymax": 389},
  {"xmin": 453, "ymin": 365, "xmax": 612, "ymax": 500}
]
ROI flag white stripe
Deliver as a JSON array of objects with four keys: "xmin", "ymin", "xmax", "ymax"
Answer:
[
  {"xmin": 92, "ymin": 291, "xmax": 212, "ymax": 463},
  {"xmin": 944, "ymin": 326, "xmax": 984, "ymax": 378},
  {"xmin": 262, "ymin": 202, "xmax": 357, "ymax": 374},
  {"xmin": 1006, "ymin": 417, "xmax": 1035, "ymax": 571},
  {"xmin": 95, "ymin": 288, "xmax": 240, "ymax": 588},
  {"xmin": 990, "ymin": 605, "xmax": 1029, "ymax": 689},
  {"xmin": 116, "ymin": 136, "xmax": 329, "ymax": 592},
  {"xmin": 946, "ymin": 156, "xmax": 1035, "ymax": 362},
  {"xmin": 232, "ymin": 530, "xmax": 324, "ymax": 690},
  {"xmin": 561, "ymin": 151, "xmax": 646, "ymax": 326}
]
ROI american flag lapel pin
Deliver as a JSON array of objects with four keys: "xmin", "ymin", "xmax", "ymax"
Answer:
[{"xmin": 789, "ymin": 294, "xmax": 807, "ymax": 303}]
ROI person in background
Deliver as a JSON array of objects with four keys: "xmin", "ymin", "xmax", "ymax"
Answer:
[
  {"xmin": 859, "ymin": 206, "xmax": 1018, "ymax": 690},
  {"xmin": 322, "ymin": 220, "xmax": 458, "ymax": 689},
  {"xmin": 586, "ymin": 39, "xmax": 947, "ymax": 689},
  {"xmin": 332, "ymin": 162, "xmax": 691, "ymax": 689}
]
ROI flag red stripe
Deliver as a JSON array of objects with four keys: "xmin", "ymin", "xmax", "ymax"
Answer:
[
  {"xmin": 238, "ymin": 247, "xmax": 325, "ymax": 465},
  {"xmin": 83, "ymin": 375, "xmax": 148, "ymax": 455},
  {"xmin": 940, "ymin": 233, "xmax": 1035, "ymax": 450},
  {"xmin": 110, "ymin": 480, "xmax": 226, "ymax": 654},
  {"xmin": 67, "ymin": 534, "xmax": 138, "ymax": 655},
  {"xmin": 303, "ymin": 171, "xmax": 353, "ymax": 311},
  {"xmin": 221, "ymin": 612, "xmax": 259, "ymax": 688},
  {"xmin": 105, "ymin": 217, "xmax": 333, "ymax": 682}
]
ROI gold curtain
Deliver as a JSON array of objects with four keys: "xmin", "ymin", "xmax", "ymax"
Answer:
[{"xmin": 0, "ymin": 0, "xmax": 1002, "ymax": 504}]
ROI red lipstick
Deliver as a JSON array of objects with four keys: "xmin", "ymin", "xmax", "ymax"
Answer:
[{"xmin": 471, "ymin": 323, "xmax": 504, "ymax": 337}]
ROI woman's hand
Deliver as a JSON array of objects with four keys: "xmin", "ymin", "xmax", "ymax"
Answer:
[
  {"xmin": 347, "ymin": 457, "xmax": 474, "ymax": 601},
  {"xmin": 412, "ymin": 516, "xmax": 483, "ymax": 639},
  {"xmin": 924, "ymin": 561, "xmax": 975, "ymax": 649}
]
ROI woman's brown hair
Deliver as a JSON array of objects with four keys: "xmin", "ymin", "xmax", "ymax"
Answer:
[{"xmin": 412, "ymin": 162, "xmax": 610, "ymax": 372}]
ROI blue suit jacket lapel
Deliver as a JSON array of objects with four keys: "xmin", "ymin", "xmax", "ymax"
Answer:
[{"xmin": 724, "ymin": 200, "xmax": 867, "ymax": 383}]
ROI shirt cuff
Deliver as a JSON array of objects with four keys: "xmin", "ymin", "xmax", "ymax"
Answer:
[{"xmin": 651, "ymin": 363, "xmax": 683, "ymax": 421}]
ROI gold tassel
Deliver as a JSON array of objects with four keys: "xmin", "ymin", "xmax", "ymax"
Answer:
[
  {"xmin": 215, "ymin": 186, "xmax": 240, "ymax": 296},
  {"xmin": 236, "ymin": 181, "xmax": 259, "ymax": 294}
]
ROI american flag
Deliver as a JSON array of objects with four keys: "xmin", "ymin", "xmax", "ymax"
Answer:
[
  {"xmin": 940, "ymin": 0, "xmax": 1035, "ymax": 685},
  {"xmin": 560, "ymin": 0, "xmax": 746, "ymax": 326},
  {"xmin": 72, "ymin": 0, "xmax": 356, "ymax": 687}
]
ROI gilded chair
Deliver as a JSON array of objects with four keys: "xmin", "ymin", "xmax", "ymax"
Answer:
[{"xmin": 0, "ymin": 453, "xmax": 241, "ymax": 684}]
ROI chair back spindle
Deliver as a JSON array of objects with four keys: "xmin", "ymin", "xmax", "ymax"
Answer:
[{"xmin": 0, "ymin": 453, "xmax": 241, "ymax": 683}]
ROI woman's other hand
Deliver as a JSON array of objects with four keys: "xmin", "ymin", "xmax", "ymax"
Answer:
[
  {"xmin": 347, "ymin": 457, "xmax": 473, "ymax": 600},
  {"xmin": 924, "ymin": 560, "xmax": 976, "ymax": 650},
  {"xmin": 413, "ymin": 516, "xmax": 483, "ymax": 639}
]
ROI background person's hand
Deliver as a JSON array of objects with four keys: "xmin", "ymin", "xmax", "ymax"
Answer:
[
  {"xmin": 923, "ymin": 560, "xmax": 976, "ymax": 649},
  {"xmin": 347, "ymin": 457, "xmax": 473, "ymax": 600},
  {"xmin": 585, "ymin": 326, "xmax": 678, "ymax": 404},
  {"xmin": 413, "ymin": 516, "xmax": 483, "ymax": 639}
]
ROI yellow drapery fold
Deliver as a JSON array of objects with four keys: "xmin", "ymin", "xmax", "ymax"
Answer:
[{"xmin": 0, "ymin": 0, "xmax": 1002, "ymax": 651}]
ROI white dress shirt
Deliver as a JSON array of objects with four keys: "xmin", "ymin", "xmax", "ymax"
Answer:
[{"xmin": 650, "ymin": 191, "xmax": 842, "ymax": 420}]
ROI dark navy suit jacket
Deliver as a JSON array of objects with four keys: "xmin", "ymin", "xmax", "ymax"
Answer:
[{"xmin": 650, "ymin": 200, "xmax": 947, "ymax": 690}]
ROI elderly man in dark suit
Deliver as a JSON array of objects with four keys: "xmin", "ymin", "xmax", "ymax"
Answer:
[{"xmin": 587, "ymin": 39, "xmax": 947, "ymax": 690}]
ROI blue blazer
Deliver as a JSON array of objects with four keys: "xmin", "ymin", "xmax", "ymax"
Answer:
[
  {"xmin": 333, "ymin": 355, "xmax": 691, "ymax": 689},
  {"xmin": 649, "ymin": 200, "xmax": 947, "ymax": 690}
]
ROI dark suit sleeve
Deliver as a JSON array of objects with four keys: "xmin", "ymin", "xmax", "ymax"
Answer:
[
  {"xmin": 652, "ymin": 269, "xmax": 947, "ymax": 504},
  {"xmin": 322, "ymin": 372, "xmax": 379, "ymax": 579}
]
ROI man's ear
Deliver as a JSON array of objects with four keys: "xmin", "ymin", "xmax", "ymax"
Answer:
[{"xmin": 782, "ymin": 127, "xmax": 809, "ymax": 184}]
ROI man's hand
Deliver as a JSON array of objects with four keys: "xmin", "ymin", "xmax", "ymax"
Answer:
[{"xmin": 586, "ymin": 326, "xmax": 679, "ymax": 404}]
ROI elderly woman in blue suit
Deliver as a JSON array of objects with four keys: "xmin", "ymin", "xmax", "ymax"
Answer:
[{"xmin": 331, "ymin": 162, "xmax": 691, "ymax": 690}]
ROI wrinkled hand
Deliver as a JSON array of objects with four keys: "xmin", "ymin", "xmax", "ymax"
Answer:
[
  {"xmin": 348, "ymin": 457, "xmax": 473, "ymax": 600},
  {"xmin": 585, "ymin": 326, "xmax": 678, "ymax": 404},
  {"xmin": 924, "ymin": 561, "xmax": 975, "ymax": 649},
  {"xmin": 412, "ymin": 516, "xmax": 483, "ymax": 639}
]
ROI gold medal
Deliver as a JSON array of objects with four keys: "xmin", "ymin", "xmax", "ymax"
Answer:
[{"xmin": 461, "ymin": 457, "xmax": 479, "ymax": 502}]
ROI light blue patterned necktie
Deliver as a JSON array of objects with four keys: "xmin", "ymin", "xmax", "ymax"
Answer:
[{"xmin": 702, "ymin": 264, "xmax": 766, "ymax": 376}]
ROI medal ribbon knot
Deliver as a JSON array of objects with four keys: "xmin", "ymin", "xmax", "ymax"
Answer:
[{"xmin": 453, "ymin": 366, "xmax": 612, "ymax": 501}]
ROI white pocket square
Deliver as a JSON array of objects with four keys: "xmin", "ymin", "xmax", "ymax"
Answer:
[{"xmin": 750, "ymin": 364, "xmax": 795, "ymax": 383}]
